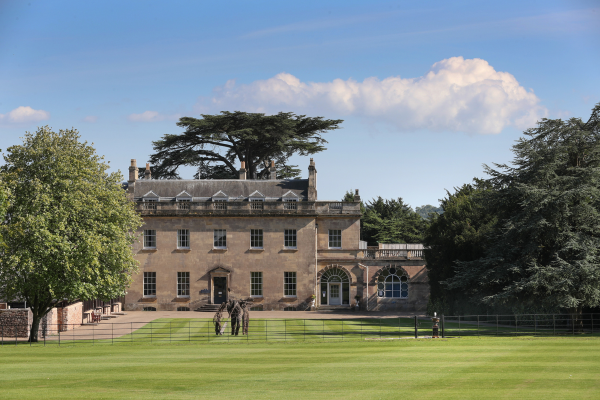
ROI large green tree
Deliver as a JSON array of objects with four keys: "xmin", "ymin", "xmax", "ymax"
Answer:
[
  {"xmin": 361, "ymin": 197, "xmax": 427, "ymax": 245},
  {"xmin": 0, "ymin": 127, "xmax": 143, "ymax": 342},
  {"xmin": 447, "ymin": 103, "xmax": 600, "ymax": 314},
  {"xmin": 0, "ymin": 175, "xmax": 7, "ymax": 249},
  {"xmin": 148, "ymin": 111, "xmax": 343, "ymax": 179},
  {"xmin": 423, "ymin": 181, "xmax": 496, "ymax": 314}
]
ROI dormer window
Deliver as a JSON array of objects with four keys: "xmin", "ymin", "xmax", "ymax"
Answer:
[
  {"xmin": 282, "ymin": 190, "xmax": 299, "ymax": 210},
  {"xmin": 212, "ymin": 191, "xmax": 228, "ymax": 210},
  {"xmin": 142, "ymin": 190, "xmax": 159, "ymax": 210},
  {"xmin": 283, "ymin": 198, "xmax": 298, "ymax": 210},
  {"xmin": 248, "ymin": 190, "xmax": 265, "ymax": 209},
  {"xmin": 175, "ymin": 191, "xmax": 192, "ymax": 210}
]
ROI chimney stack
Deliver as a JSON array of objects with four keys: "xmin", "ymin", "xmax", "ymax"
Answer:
[
  {"xmin": 128, "ymin": 159, "xmax": 138, "ymax": 183},
  {"xmin": 145, "ymin": 163, "xmax": 152, "ymax": 180},
  {"xmin": 239, "ymin": 161, "xmax": 247, "ymax": 180},
  {"xmin": 308, "ymin": 158, "xmax": 317, "ymax": 201},
  {"xmin": 354, "ymin": 189, "xmax": 361, "ymax": 202},
  {"xmin": 269, "ymin": 160, "xmax": 277, "ymax": 180}
]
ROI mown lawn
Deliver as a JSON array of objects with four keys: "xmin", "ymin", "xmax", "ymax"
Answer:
[{"xmin": 1, "ymin": 334, "xmax": 599, "ymax": 399}]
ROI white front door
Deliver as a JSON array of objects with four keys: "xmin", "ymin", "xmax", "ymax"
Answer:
[{"xmin": 329, "ymin": 283, "xmax": 341, "ymax": 305}]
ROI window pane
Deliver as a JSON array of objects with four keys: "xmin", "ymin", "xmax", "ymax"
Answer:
[
  {"xmin": 251, "ymin": 272, "xmax": 263, "ymax": 296},
  {"xmin": 144, "ymin": 230, "xmax": 156, "ymax": 248},
  {"xmin": 284, "ymin": 229, "xmax": 297, "ymax": 248},
  {"xmin": 177, "ymin": 229, "xmax": 190, "ymax": 248},
  {"xmin": 328, "ymin": 230, "xmax": 341, "ymax": 248},
  {"xmin": 177, "ymin": 271, "xmax": 189, "ymax": 296},
  {"xmin": 213, "ymin": 229, "xmax": 226, "ymax": 248},
  {"xmin": 143, "ymin": 272, "xmax": 156, "ymax": 296},
  {"xmin": 284, "ymin": 272, "xmax": 297, "ymax": 296},
  {"xmin": 251, "ymin": 229, "xmax": 263, "ymax": 248}
]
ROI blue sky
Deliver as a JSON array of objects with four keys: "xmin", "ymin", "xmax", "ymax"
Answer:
[{"xmin": 1, "ymin": 0, "xmax": 599, "ymax": 207}]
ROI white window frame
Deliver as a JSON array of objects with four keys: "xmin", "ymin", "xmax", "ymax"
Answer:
[
  {"xmin": 177, "ymin": 229, "xmax": 190, "ymax": 249},
  {"xmin": 284, "ymin": 229, "xmax": 297, "ymax": 249},
  {"xmin": 250, "ymin": 229, "xmax": 263, "ymax": 249},
  {"xmin": 284, "ymin": 271, "xmax": 297, "ymax": 297},
  {"xmin": 283, "ymin": 198, "xmax": 298, "ymax": 210},
  {"xmin": 213, "ymin": 229, "xmax": 227, "ymax": 249},
  {"xmin": 143, "ymin": 198, "xmax": 158, "ymax": 210},
  {"xmin": 177, "ymin": 272, "xmax": 190, "ymax": 297},
  {"xmin": 250, "ymin": 272, "xmax": 263, "ymax": 297},
  {"xmin": 143, "ymin": 229, "xmax": 156, "ymax": 249},
  {"xmin": 328, "ymin": 229, "xmax": 342, "ymax": 249},
  {"xmin": 250, "ymin": 197, "xmax": 264, "ymax": 210},
  {"xmin": 143, "ymin": 272, "xmax": 156, "ymax": 297}
]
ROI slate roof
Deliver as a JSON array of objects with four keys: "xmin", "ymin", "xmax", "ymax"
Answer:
[{"xmin": 133, "ymin": 179, "xmax": 309, "ymax": 201}]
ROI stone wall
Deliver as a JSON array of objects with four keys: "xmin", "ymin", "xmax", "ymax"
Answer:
[
  {"xmin": 57, "ymin": 302, "xmax": 83, "ymax": 331},
  {"xmin": 0, "ymin": 302, "xmax": 84, "ymax": 339},
  {"xmin": 0, "ymin": 309, "xmax": 31, "ymax": 338},
  {"xmin": 125, "ymin": 215, "xmax": 319, "ymax": 311}
]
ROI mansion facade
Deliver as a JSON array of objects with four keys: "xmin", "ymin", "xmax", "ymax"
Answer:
[{"xmin": 124, "ymin": 159, "xmax": 429, "ymax": 312}]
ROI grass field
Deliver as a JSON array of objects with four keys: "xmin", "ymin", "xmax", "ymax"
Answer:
[{"xmin": 1, "ymin": 333, "xmax": 599, "ymax": 399}]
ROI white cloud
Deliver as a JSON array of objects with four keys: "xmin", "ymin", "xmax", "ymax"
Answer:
[
  {"xmin": 199, "ymin": 57, "xmax": 547, "ymax": 134},
  {"xmin": 82, "ymin": 115, "xmax": 98, "ymax": 123},
  {"xmin": 0, "ymin": 106, "xmax": 50, "ymax": 124},
  {"xmin": 128, "ymin": 111, "xmax": 180, "ymax": 122}
]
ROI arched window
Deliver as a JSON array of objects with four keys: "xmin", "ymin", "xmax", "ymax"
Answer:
[
  {"xmin": 377, "ymin": 266, "xmax": 408, "ymax": 299},
  {"xmin": 320, "ymin": 268, "xmax": 350, "ymax": 305}
]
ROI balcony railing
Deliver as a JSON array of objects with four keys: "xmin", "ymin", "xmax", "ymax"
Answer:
[
  {"xmin": 136, "ymin": 201, "xmax": 361, "ymax": 216},
  {"xmin": 362, "ymin": 249, "xmax": 424, "ymax": 259}
]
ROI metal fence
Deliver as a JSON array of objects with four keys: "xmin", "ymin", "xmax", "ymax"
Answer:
[
  {"xmin": 2, "ymin": 314, "xmax": 599, "ymax": 347},
  {"xmin": 441, "ymin": 313, "xmax": 600, "ymax": 337},
  {"xmin": 1, "ymin": 317, "xmax": 427, "ymax": 346}
]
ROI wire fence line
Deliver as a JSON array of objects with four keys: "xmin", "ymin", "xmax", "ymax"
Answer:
[
  {"xmin": 442, "ymin": 313, "xmax": 600, "ymax": 337},
  {"xmin": 1, "ymin": 314, "xmax": 598, "ymax": 347}
]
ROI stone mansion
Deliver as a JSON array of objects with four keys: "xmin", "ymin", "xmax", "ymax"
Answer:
[{"xmin": 124, "ymin": 159, "xmax": 428, "ymax": 312}]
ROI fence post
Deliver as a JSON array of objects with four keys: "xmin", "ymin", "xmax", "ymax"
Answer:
[
  {"xmin": 477, "ymin": 315, "xmax": 480, "ymax": 337},
  {"xmin": 285, "ymin": 320, "xmax": 287, "ymax": 342},
  {"xmin": 592, "ymin": 314, "xmax": 594, "ymax": 334},
  {"xmin": 131, "ymin": 322, "xmax": 133, "ymax": 343},
  {"xmin": 16, "ymin": 325, "xmax": 18, "ymax": 346},
  {"xmin": 414, "ymin": 316, "xmax": 417, "ymax": 339},
  {"xmin": 379, "ymin": 318, "xmax": 382, "ymax": 339},
  {"xmin": 458, "ymin": 316, "xmax": 461, "ymax": 336},
  {"xmin": 341, "ymin": 320, "xmax": 344, "ymax": 341},
  {"xmin": 515, "ymin": 315, "xmax": 518, "ymax": 336},
  {"xmin": 304, "ymin": 319, "xmax": 306, "ymax": 341},
  {"xmin": 496, "ymin": 315, "xmax": 499, "ymax": 336},
  {"xmin": 534, "ymin": 314, "xmax": 537, "ymax": 335},
  {"xmin": 170, "ymin": 321, "xmax": 172, "ymax": 343},
  {"xmin": 441, "ymin": 315, "xmax": 445, "ymax": 338},
  {"xmin": 112, "ymin": 323, "xmax": 114, "ymax": 345},
  {"xmin": 266, "ymin": 320, "xmax": 268, "ymax": 342},
  {"xmin": 189, "ymin": 320, "xmax": 191, "ymax": 343},
  {"xmin": 553, "ymin": 315, "xmax": 556, "ymax": 336},
  {"xmin": 323, "ymin": 319, "xmax": 325, "ymax": 340},
  {"xmin": 572, "ymin": 314, "xmax": 575, "ymax": 336},
  {"xmin": 58, "ymin": 326, "xmax": 60, "ymax": 347}
]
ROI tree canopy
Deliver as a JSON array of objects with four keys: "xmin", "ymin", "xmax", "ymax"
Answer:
[
  {"xmin": 446, "ymin": 103, "xmax": 600, "ymax": 314},
  {"xmin": 423, "ymin": 181, "xmax": 496, "ymax": 314},
  {"xmin": 0, "ymin": 127, "xmax": 143, "ymax": 341},
  {"xmin": 361, "ymin": 197, "xmax": 427, "ymax": 245},
  {"xmin": 148, "ymin": 111, "xmax": 343, "ymax": 180},
  {"xmin": 415, "ymin": 204, "xmax": 443, "ymax": 219}
]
